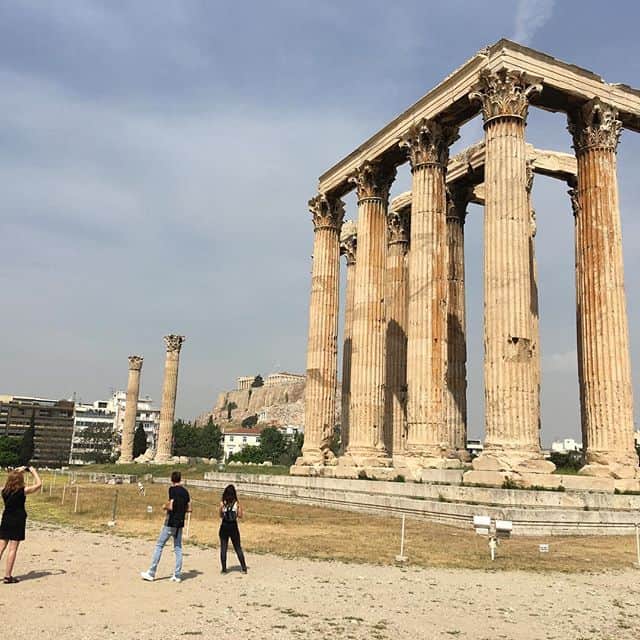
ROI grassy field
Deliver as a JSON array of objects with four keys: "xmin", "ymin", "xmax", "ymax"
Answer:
[
  {"xmin": 68, "ymin": 462, "xmax": 290, "ymax": 478},
  {"xmin": 15, "ymin": 471, "xmax": 640, "ymax": 573}
]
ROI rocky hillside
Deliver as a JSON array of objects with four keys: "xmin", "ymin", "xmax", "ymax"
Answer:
[{"xmin": 197, "ymin": 378, "xmax": 341, "ymax": 428}]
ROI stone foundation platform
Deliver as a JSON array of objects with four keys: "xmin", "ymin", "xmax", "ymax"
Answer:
[{"xmin": 188, "ymin": 470, "xmax": 640, "ymax": 536}]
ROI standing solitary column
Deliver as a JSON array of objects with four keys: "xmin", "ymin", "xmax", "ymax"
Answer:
[
  {"xmin": 568, "ymin": 99, "xmax": 638, "ymax": 478},
  {"xmin": 154, "ymin": 335, "xmax": 186, "ymax": 463},
  {"xmin": 445, "ymin": 185, "xmax": 472, "ymax": 457},
  {"xmin": 343, "ymin": 159, "xmax": 396, "ymax": 467},
  {"xmin": 118, "ymin": 355, "xmax": 143, "ymax": 464},
  {"xmin": 384, "ymin": 207, "xmax": 410, "ymax": 459},
  {"xmin": 340, "ymin": 221, "xmax": 357, "ymax": 453},
  {"xmin": 470, "ymin": 69, "xmax": 549, "ymax": 473},
  {"xmin": 296, "ymin": 194, "xmax": 344, "ymax": 466},
  {"xmin": 400, "ymin": 119, "xmax": 458, "ymax": 466}
]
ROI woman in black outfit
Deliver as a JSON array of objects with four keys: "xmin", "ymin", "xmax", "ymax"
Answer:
[
  {"xmin": 218, "ymin": 484, "xmax": 247, "ymax": 574},
  {"xmin": 0, "ymin": 465, "xmax": 42, "ymax": 583}
]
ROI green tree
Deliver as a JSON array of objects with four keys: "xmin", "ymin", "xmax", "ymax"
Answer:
[
  {"xmin": 251, "ymin": 375, "xmax": 264, "ymax": 388},
  {"xmin": 201, "ymin": 417, "xmax": 223, "ymax": 460},
  {"xmin": 19, "ymin": 425, "xmax": 35, "ymax": 465},
  {"xmin": 228, "ymin": 444, "xmax": 266, "ymax": 464},
  {"xmin": 173, "ymin": 420, "xmax": 202, "ymax": 457},
  {"xmin": 259, "ymin": 426, "xmax": 286, "ymax": 463},
  {"xmin": 0, "ymin": 436, "xmax": 21, "ymax": 467},
  {"xmin": 133, "ymin": 423, "xmax": 148, "ymax": 458}
]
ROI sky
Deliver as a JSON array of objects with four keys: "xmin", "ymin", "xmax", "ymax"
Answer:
[{"xmin": 1, "ymin": 0, "xmax": 639, "ymax": 446}]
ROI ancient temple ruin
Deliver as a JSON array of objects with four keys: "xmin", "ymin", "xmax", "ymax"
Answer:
[{"xmin": 294, "ymin": 40, "xmax": 639, "ymax": 485}]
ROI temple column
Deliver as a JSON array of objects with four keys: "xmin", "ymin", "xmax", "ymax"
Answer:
[
  {"xmin": 445, "ymin": 185, "xmax": 472, "ymax": 457},
  {"xmin": 470, "ymin": 69, "xmax": 551, "ymax": 473},
  {"xmin": 340, "ymin": 221, "xmax": 357, "ymax": 453},
  {"xmin": 154, "ymin": 335, "xmax": 186, "ymax": 462},
  {"xmin": 400, "ymin": 119, "xmax": 459, "ymax": 467},
  {"xmin": 117, "ymin": 355, "xmax": 143, "ymax": 464},
  {"xmin": 384, "ymin": 207, "xmax": 410, "ymax": 459},
  {"xmin": 568, "ymin": 99, "xmax": 638, "ymax": 478},
  {"xmin": 526, "ymin": 162, "xmax": 542, "ymax": 447},
  {"xmin": 296, "ymin": 194, "xmax": 344, "ymax": 466},
  {"xmin": 343, "ymin": 159, "xmax": 396, "ymax": 467}
]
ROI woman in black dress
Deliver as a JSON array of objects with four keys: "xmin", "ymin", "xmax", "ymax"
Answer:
[
  {"xmin": 0, "ymin": 466, "xmax": 42, "ymax": 583},
  {"xmin": 218, "ymin": 484, "xmax": 247, "ymax": 574}
]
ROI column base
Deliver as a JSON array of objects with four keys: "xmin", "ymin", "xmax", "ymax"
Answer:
[
  {"xmin": 471, "ymin": 449, "xmax": 555, "ymax": 474},
  {"xmin": 580, "ymin": 453, "xmax": 639, "ymax": 479},
  {"xmin": 152, "ymin": 454, "xmax": 172, "ymax": 464},
  {"xmin": 339, "ymin": 448, "xmax": 392, "ymax": 468},
  {"xmin": 116, "ymin": 457, "xmax": 133, "ymax": 465},
  {"xmin": 294, "ymin": 449, "xmax": 337, "ymax": 467}
]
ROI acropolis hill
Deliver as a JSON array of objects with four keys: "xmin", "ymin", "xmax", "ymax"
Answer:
[{"xmin": 197, "ymin": 372, "xmax": 336, "ymax": 429}]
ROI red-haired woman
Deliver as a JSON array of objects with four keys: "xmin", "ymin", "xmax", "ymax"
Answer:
[{"xmin": 0, "ymin": 466, "xmax": 42, "ymax": 583}]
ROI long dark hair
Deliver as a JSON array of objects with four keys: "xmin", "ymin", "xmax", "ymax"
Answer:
[{"xmin": 222, "ymin": 484, "xmax": 238, "ymax": 506}]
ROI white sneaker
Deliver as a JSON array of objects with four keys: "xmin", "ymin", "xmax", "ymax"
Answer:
[
  {"xmin": 140, "ymin": 571, "xmax": 154, "ymax": 582},
  {"xmin": 170, "ymin": 575, "xmax": 182, "ymax": 583}
]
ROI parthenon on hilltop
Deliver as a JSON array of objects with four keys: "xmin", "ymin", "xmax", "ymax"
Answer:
[{"xmin": 293, "ymin": 39, "xmax": 640, "ymax": 485}]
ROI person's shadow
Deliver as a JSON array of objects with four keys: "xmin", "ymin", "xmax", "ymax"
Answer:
[
  {"xmin": 19, "ymin": 569, "xmax": 66, "ymax": 582},
  {"xmin": 155, "ymin": 569, "xmax": 203, "ymax": 582}
]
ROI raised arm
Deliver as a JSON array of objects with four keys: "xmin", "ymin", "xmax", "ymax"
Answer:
[{"xmin": 24, "ymin": 466, "xmax": 42, "ymax": 495}]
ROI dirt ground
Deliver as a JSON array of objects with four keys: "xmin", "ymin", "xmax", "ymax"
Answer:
[{"xmin": 1, "ymin": 524, "xmax": 639, "ymax": 640}]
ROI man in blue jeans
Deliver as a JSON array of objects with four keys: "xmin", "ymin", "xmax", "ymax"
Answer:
[{"xmin": 141, "ymin": 470, "xmax": 191, "ymax": 583}]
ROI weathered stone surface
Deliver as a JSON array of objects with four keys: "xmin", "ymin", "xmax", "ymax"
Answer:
[
  {"xmin": 471, "ymin": 455, "xmax": 502, "ymax": 471},
  {"xmin": 155, "ymin": 335, "xmax": 185, "ymax": 462},
  {"xmin": 518, "ymin": 473, "xmax": 562, "ymax": 490},
  {"xmin": 118, "ymin": 355, "xmax": 143, "ymax": 464},
  {"xmin": 613, "ymin": 479, "xmax": 640, "ymax": 493},
  {"xmin": 560, "ymin": 475, "xmax": 615, "ymax": 492},
  {"xmin": 419, "ymin": 469, "xmax": 464, "ymax": 485},
  {"xmin": 514, "ymin": 459, "xmax": 556, "ymax": 474},
  {"xmin": 462, "ymin": 470, "xmax": 507, "ymax": 486}
]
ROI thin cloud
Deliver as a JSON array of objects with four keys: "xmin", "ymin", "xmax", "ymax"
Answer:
[{"xmin": 512, "ymin": 0, "xmax": 555, "ymax": 45}]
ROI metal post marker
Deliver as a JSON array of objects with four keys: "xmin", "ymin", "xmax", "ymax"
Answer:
[
  {"xmin": 185, "ymin": 512, "xmax": 192, "ymax": 540},
  {"xmin": 635, "ymin": 522, "xmax": 640, "ymax": 568},
  {"xmin": 74, "ymin": 485, "xmax": 79, "ymax": 513},
  {"xmin": 395, "ymin": 514, "xmax": 408, "ymax": 562},
  {"xmin": 61, "ymin": 484, "xmax": 67, "ymax": 505}
]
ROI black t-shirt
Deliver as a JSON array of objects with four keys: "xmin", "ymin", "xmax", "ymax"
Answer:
[{"xmin": 166, "ymin": 485, "xmax": 190, "ymax": 528}]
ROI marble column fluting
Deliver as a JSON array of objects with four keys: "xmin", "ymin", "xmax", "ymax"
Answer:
[
  {"xmin": 384, "ymin": 207, "xmax": 410, "ymax": 459},
  {"xmin": 340, "ymin": 222, "xmax": 357, "ymax": 453},
  {"xmin": 118, "ymin": 355, "xmax": 143, "ymax": 464},
  {"xmin": 343, "ymin": 159, "xmax": 396, "ymax": 467},
  {"xmin": 445, "ymin": 185, "xmax": 471, "ymax": 456},
  {"xmin": 297, "ymin": 194, "xmax": 344, "ymax": 466},
  {"xmin": 400, "ymin": 118, "xmax": 458, "ymax": 466},
  {"xmin": 568, "ymin": 99, "xmax": 638, "ymax": 478},
  {"xmin": 154, "ymin": 334, "xmax": 185, "ymax": 463},
  {"xmin": 470, "ymin": 69, "xmax": 549, "ymax": 471},
  {"xmin": 526, "ymin": 162, "xmax": 542, "ymax": 446}
]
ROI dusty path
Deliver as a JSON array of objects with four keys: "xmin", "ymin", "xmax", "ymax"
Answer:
[{"xmin": 1, "ymin": 525, "xmax": 638, "ymax": 639}]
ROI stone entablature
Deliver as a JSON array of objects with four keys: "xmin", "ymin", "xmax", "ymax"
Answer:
[{"xmin": 317, "ymin": 39, "xmax": 640, "ymax": 196}]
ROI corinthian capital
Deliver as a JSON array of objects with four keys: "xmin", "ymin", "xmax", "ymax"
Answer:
[
  {"xmin": 400, "ymin": 118, "xmax": 459, "ymax": 170},
  {"xmin": 386, "ymin": 209, "xmax": 410, "ymax": 246},
  {"xmin": 340, "ymin": 220, "xmax": 357, "ymax": 265},
  {"xmin": 470, "ymin": 69, "xmax": 541, "ymax": 124},
  {"xmin": 164, "ymin": 335, "xmax": 185, "ymax": 353},
  {"xmin": 128, "ymin": 355, "xmax": 143, "ymax": 371},
  {"xmin": 308, "ymin": 193, "xmax": 345, "ymax": 231},
  {"xmin": 567, "ymin": 98, "xmax": 622, "ymax": 153},
  {"xmin": 348, "ymin": 159, "xmax": 396, "ymax": 202},
  {"xmin": 446, "ymin": 183, "xmax": 474, "ymax": 222}
]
